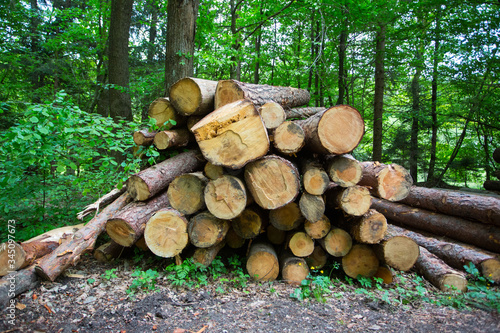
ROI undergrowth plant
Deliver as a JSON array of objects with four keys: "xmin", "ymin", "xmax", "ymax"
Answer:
[{"xmin": 127, "ymin": 269, "xmax": 160, "ymax": 296}]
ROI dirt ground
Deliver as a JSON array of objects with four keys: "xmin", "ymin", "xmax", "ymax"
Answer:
[{"xmin": 1, "ymin": 254, "xmax": 499, "ymax": 333}]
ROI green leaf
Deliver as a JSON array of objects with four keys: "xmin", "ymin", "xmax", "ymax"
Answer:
[
  {"xmin": 30, "ymin": 116, "xmax": 39, "ymax": 123},
  {"xmin": 56, "ymin": 165, "xmax": 65, "ymax": 173}
]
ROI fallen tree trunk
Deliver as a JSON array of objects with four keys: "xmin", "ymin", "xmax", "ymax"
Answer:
[
  {"xmin": 169, "ymin": 77, "xmax": 218, "ymax": 116},
  {"xmin": 285, "ymin": 106, "xmax": 326, "ymax": 120},
  {"xmin": 372, "ymin": 198, "xmax": 500, "ymax": 253},
  {"xmin": 77, "ymin": 187, "xmax": 126, "ymax": 220},
  {"xmin": 0, "ymin": 266, "xmax": 38, "ymax": 309},
  {"xmin": 94, "ymin": 241, "xmax": 126, "ymax": 263},
  {"xmin": 358, "ymin": 162, "xmax": 413, "ymax": 201},
  {"xmin": 35, "ymin": 192, "xmax": 132, "ymax": 281},
  {"xmin": 144, "ymin": 208, "xmax": 189, "ymax": 258}
]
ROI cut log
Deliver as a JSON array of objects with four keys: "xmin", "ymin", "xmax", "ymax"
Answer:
[
  {"xmin": 225, "ymin": 227, "xmax": 246, "ymax": 249},
  {"xmin": 301, "ymin": 159, "xmax": 330, "ymax": 196},
  {"xmin": 188, "ymin": 211, "xmax": 230, "ymax": 248},
  {"xmin": 350, "ymin": 209, "xmax": 387, "ymax": 244},
  {"xmin": 148, "ymin": 97, "xmax": 183, "ymax": 128},
  {"xmin": 387, "ymin": 224, "xmax": 500, "ymax": 283},
  {"xmin": 133, "ymin": 129, "xmax": 157, "ymax": 146},
  {"xmin": 0, "ymin": 241, "xmax": 58, "ymax": 276},
  {"xmin": 77, "ymin": 187, "xmax": 126, "ymax": 220},
  {"xmin": 144, "ymin": 208, "xmax": 189, "ymax": 258},
  {"xmin": 285, "ymin": 106, "xmax": 326, "ymax": 120},
  {"xmin": 106, "ymin": 191, "xmax": 170, "ymax": 247},
  {"xmin": 280, "ymin": 251, "xmax": 309, "ymax": 285},
  {"xmin": 320, "ymin": 228, "xmax": 352, "ymax": 257},
  {"xmin": 127, "ymin": 149, "xmax": 204, "ymax": 201},
  {"xmin": 153, "ymin": 129, "xmax": 191, "ymax": 150},
  {"xmin": 35, "ymin": 193, "xmax": 132, "ymax": 281},
  {"xmin": 204, "ymin": 162, "xmax": 224, "ymax": 180},
  {"xmin": 266, "ymin": 224, "xmax": 286, "ymax": 245},
  {"xmin": 305, "ymin": 245, "xmax": 329, "ymax": 270},
  {"xmin": 299, "ymin": 192, "xmax": 325, "ymax": 223},
  {"xmin": 193, "ymin": 240, "xmax": 226, "ymax": 267},
  {"xmin": 358, "ymin": 162, "xmax": 413, "ymax": 201},
  {"xmin": 94, "ymin": 241, "xmax": 126, "ymax": 263},
  {"xmin": 342, "ymin": 244, "xmax": 379, "ymax": 278},
  {"xmin": 304, "ymin": 215, "xmax": 331, "ymax": 240},
  {"xmin": 493, "ymin": 147, "xmax": 500, "ymax": 163},
  {"xmin": 371, "ymin": 198, "xmax": 500, "ymax": 253},
  {"xmin": 244, "ymin": 155, "xmax": 300, "ymax": 210},
  {"xmin": 295, "ymin": 105, "xmax": 364, "ymax": 155},
  {"xmin": 484, "ymin": 180, "xmax": 500, "ymax": 192},
  {"xmin": 169, "ymin": 77, "xmax": 218, "ymax": 116},
  {"xmin": 325, "ymin": 185, "xmax": 371, "ymax": 217},
  {"xmin": 269, "ymin": 202, "xmax": 304, "ymax": 231},
  {"xmin": 190, "ymin": 99, "xmax": 270, "ymax": 169},
  {"xmin": 0, "ymin": 266, "xmax": 38, "ymax": 309},
  {"xmin": 214, "ymin": 79, "xmax": 310, "ymax": 109},
  {"xmin": 258, "ymin": 102, "xmax": 286, "ymax": 130},
  {"xmin": 399, "ymin": 186, "xmax": 500, "ymax": 226},
  {"xmin": 415, "ymin": 246, "xmax": 468, "ymax": 292},
  {"xmin": 373, "ymin": 265, "xmax": 393, "ymax": 284},
  {"xmin": 288, "ymin": 231, "xmax": 315, "ymax": 257},
  {"xmin": 374, "ymin": 235, "xmax": 419, "ymax": 271},
  {"xmin": 231, "ymin": 207, "xmax": 264, "ymax": 239},
  {"xmin": 167, "ymin": 172, "xmax": 208, "ymax": 216},
  {"xmin": 272, "ymin": 121, "xmax": 305, "ymax": 154},
  {"xmin": 246, "ymin": 241, "xmax": 280, "ymax": 281},
  {"xmin": 326, "ymin": 154, "xmax": 363, "ymax": 187},
  {"xmin": 204, "ymin": 175, "xmax": 247, "ymax": 220}
]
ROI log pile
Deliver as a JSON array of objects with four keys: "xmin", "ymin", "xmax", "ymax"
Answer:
[{"xmin": 2, "ymin": 78, "xmax": 500, "ymax": 308}]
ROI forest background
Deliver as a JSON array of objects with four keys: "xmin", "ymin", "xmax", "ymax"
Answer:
[{"xmin": 0, "ymin": 0, "xmax": 498, "ymax": 242}]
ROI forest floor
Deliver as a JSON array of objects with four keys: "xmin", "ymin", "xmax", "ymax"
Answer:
[{"xmin": 1, "ymin": 253, "xmax": 499, "ymax": 333}]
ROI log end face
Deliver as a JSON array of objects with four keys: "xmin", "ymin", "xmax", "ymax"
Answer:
[
  {"xmin": 339, "ymin": 186, "xmax": 372, "ymax": 216},
  {"xmin": 383, "ymin": 236, "xmax": 420, "ymax": 271},
  {"xmin": 323, "ymin": 228, "xmax": 353, "ymax": 257},
  {"xmin": 273, "ymin": 121, "xmax": 306, "ymax": 154},
  {"xmin": 127, "ymin": 176, "xmax": 151, "ymax": 201},
  {"xmin": 259, "ymin": 102, "xmax": 286, "ymax": 129},
  {"xmin": 246, "ymin": 252, "xmax": 279, "ymax": 282},
  {"xmin": 378, "ymin": 164, "xmax": 413, "ymax": 201},
  {"xmin": 0, "ymin": 243, "xmax": 26, "ymax": 276},
  {"xmin": 282, "ymin": 257, "xmax": 309, "ymax": 285},
  {"xmin": 106, "ymin": 219, "xmax": 136, "ymax": 247},
  {"xmin": 480, "ymin": 258, "xmax": 500, "ymax": 283},
  {"xmin": 440, "ymin": 274, "xmax": 468, "ymax": 292},
  {"xmin": 169, "ymin": 78, "xmax": 202, "ymax": 116},
  {"xmin": 342, "ymin": 244, "xmax": 379, "ymax": 278},
  {"xmin": 148, "ymin": 97, "xmax": 177, "ymax": 128},
  {"xmin": 214, "ymin": 80, "xmax": 244, "ymax": 109},
  {"xmin": 144, "ymin": 209, "xmax": 188, "ymax": 258}
]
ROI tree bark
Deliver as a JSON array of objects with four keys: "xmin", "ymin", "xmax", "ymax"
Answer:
[
  {"xmin": 133, "ymin": 130, "xmax": 157, "ymax": 147},
  {"xmin": 299, "ymin": 192, "xmax": 325, "ymax": 223},
  {"xmin": 319, "ymin": 228, "xmax": 352, "ymax": 257},
  {"xmin": 169, "ymin": 77, "xmax": 218, "ymax": 116},
  {"xmin": 372, "ymin": 23, "xmax": 386, "ymax": 162},
  {"xmin": 350, "ymin": 209, "xmax": 387, "ymax": 244},
  {"xmin": 269, "ymin": 202, "xmax": 304, "ymax": 231},
  {"xmin": 153, "ymin": 129, "xmax": 191, "ymax": 150},
  {"xmin": 358, "ymin": 161, "xmax": 413, "ymax": 201},
  {"xmin": 258, "ymin": 102, "xmax": 286, "ymax": 130},
  {"xmin": 325, "ymin": 185, "xmax": 372, "ymax": 217},
  {"xmin": 0, "ymin": 266, "xmax": 38, "ymax": 309},
  {"xmin": 285, "ymin": 107, "xmax": 326, "ymax": 120},
  {"xmin": 1, "ymin": 241, "xmax": 58, "ymax": 276},
  {"xmin": 246, "ymin": 241, "xmax": 279, "ymax": 281},
  {"xmin": 188, "ymin": 211, "xmax": 229, "ymax": 248},
  {"xmin": 304, "ymin": 215, "xmax": 331, "ymax": 240},
  {"xmin": 409, "ymin": 48, "xmax": 423, "ymax": 183},
  {"xmin": 280, "ymin": 251, "xmax": 309, "ymax": 285},
  {"xmin": 167, "ymin": 172, "xmax": 208, "ymax": 216},
  {"xmin": 342, "ymin": 244, "xmax": 379, "ymax": 278},
  {"xmin": 272, "ymin": 121, "xmax": 306, "ymax": 154},
  {"xmin": 144, "ymin": 208, "xmax": 189, "ymax": 258},
  {"xmin": 326, "ymin": 154, "xmax": 363, "ymax": 187},
  {"xmin": 301, "ymin": 159, "xmax": 330, "ymax": 196},
  {"xmin": 204, "ymin": 175, "xmax": 248, "ymax": 220}
]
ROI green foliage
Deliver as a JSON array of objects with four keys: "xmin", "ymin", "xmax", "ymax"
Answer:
[
  {"xmin": 127, "ymin": 269, "xmax": 160, "ymax": 295},
  {"xmin": 101, "ymin": 268, "xmax": 118, "ymax": 280},
  {"xmin": 165, "ymin": 258, "xmax": 212, "ymax": 288},
  {"xmin": 290, "ymin": 269, "xmax": 334, "ymax": 303}
]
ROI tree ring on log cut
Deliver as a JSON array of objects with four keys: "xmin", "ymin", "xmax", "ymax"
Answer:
[
  {"xmin": 106, "ymin": 220, "xmax": 137, "ymax": 247},
  {"xmin": 481, "ymin": 259, "xmax": 500, "ymax": 283},
  {"xmin": 246, "ymin": 243, "xmax": 279, "ymax": 281},
  {"xmin": 231, "ymin": 209, "xmax": 262, "ymax": 239},
  {"xmin": 321, "ymin": 228, "xmax": 352, "ymax": 257},
  {"xmin": 147, "ymin": 97, "xmax": 178, "ymax": 128},
  {"xmin": 269, "ymin": 202, "xmax": 304, "ymax": 231},
  {"xmin": 259, "ymin": 102, "xmax": 286, "ymax": 129},
  {"xmin": 169, "ymin": 78, "xmax": 203, "ymax": 116},
  {"xmin": 188, "ymin": 211, "xmax": 229, "ymax": 248},
  {"xmin": 167, "ymin": 174, "xmax": 206, "ymax": 215},
  {"xmin": 273, "ymin": 121, "xmax": 306, "ymax": 154},
  {"xmin": 127, "ymin": 176, "xmax": 151, "ymax": 201},
  {"xmin": 318, "ymin": 105, "xmax": 364, "ymax": 154},
  {"xmin": 382, "ymin": 236, "xmax": 420, "ymax": 271},
  {"xmin": 440, "ymin": 274, "xmax": 468, "ymax": 292},
  {"xmin": 338, "ymin": 186, "xmax": 372, "ymax": 216},
  {"xmin": 342, "ymin": 244, "xmax": 379, "ymax": 278},
  {"xmin": 204, "ymin": 175, "xmax": 247, "ymax": 220},
  {"xmin": 377, "ymin": 164, "xmax": 412, "ymax": 201},
  {"xmin": 289, "ymin": 231, "xmax": 315, "ymax": 257},
  {"xmin": 144, "ymin": 209, "xmax": 189, "ymax": 258}
]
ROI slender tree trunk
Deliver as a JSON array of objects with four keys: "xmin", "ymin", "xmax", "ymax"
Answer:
[
  {"xmin": 372, "ymin": 23, "xmax": 386, "ymax": 162},
  {"xmin": 229, "ymin": 0, "xmax": 241, "ymax": 80},
  {"xmin": 147, "ymin": 0, "xmax": 158, "ymax": 64},
  {"xmin": 409, "ymin": 50, "xmax": 423, "ymax": 182},
  {"xmin": 336, "ymin": 14, "xmax": 348, "ymax": 105},
  {"xmin": 307, "ymin": 9, "xmax": 315, "ymax": 94},
  {"xmin": 253, "ymin": 3, "xmax": 263, "ymax": 84},
  {"xmin": 296, "ymin": 22, "xmax": 302, "ymax": 89}
]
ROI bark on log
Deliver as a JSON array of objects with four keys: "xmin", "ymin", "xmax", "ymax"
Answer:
[
  {"xmin": 190, "ymin": 99, "xmax": 270, "ymax": 169},
  {"xmin": 325, "ymin": 185, "xmax": 372, "ymax": 217},
  {"xmin": 295, "ymin": 105, "xmax": 364, "ymax": 155},
  {"xmin": 106, "ymin": 191, "xmax": 170, "ymax": 247},
  {"xmin": 305, "ymin": 245, "xmax": 329, "ymax": 270},
  {"xmin": 374, "ymin": 235, "xmax": 419, "ymax": 271},
  {"xmin": 399, "ymin": 186, "xmax": 500, "ymax": 226},
  {"xmin": 301, "ymin": 159, "xmax": 330, "ymax": 196},
  {"xmin": 285, "ymin": 107, "xmax": 326, "ymax": 120},
  {"xmin": 0, "ymin": 266, "xmax": 38, "ymax": 309},
  {"xmin": 299, "ymin": 192, "xmax": 325, "ymax": 223},
  {"xmin": 272, "ymin": 121, "xmax": 306, "ymax": 154},
  {"xmin": 342, "ymin": 244, "xmax": 379, "ymax": 278},
  {"xmin": 387, "ymin": 224, "xmax": 500, "ymax": 283},
  {"xmin": 231, "ymin": 207, "xmax": 264, "ymax": 239},
  {"xmin": 415, "ymin": 246, "xmax": 468, "ymax": 292},
  {"xmin": 127, "ymin": 149, "xmax": 204, "ymax": 201},
  {"xmin": 258, "ymin": 102, "xmax": 286, "ymax": 130},
  {"xmin": 244, "ymin": 155, "xmax": 300, "ymax": 210},
  {"xmin": 288, "ymin": 231, "xmax": 315, "ymax": 257},
  {"xmin": 192, "ymin": 240, "xmax": 226, "ymax": 267},
  {"xmin": 188, "ymin": 211, "xmax": 229, "ymax": 248},
  {"xmin": 246, "ymin": 241, "xmax": 280, "ymax": 281},
  {"xmin": 169, "ymin": 77, "xmax": 218, "ymax": 116},
  {"xmin": 326, "ymin": 154, "xmax": 363, "ymax": 187},
  {"xmin": 280, "ymin": 252, "xmax": 309, "ymax": 285},
  {"xmin": 320, "ymin": 228, "xmax": 352, "ymax": 257},
  {"xmin": 77, "ymin": 187, "xmax": 126, "ymax": 220},
  {"xmin": 204, "ymin": 175, "xmax": 247, "ymax": 220},
  {"xmin": 304, "ymin": 215, "xmax": 331, "ymax": 240},
  {"xmin": 148, "ymin": 97, "xmax": 183, "ymax": 128},
  {"xmin": 372, "ymin": 198, "xmax": 500, "ymax": 253},
  {"xmin": 484, "ymin": 180, "xmax": 500, "ymax": 192},
  {"xmin": 153, "ymin": 129, "xmax": 191, "ymax": 150},
  {"xmin": 94, "ymin": 241, "xmax": 126, "ymax": 263},
  {"xmin": 214, "ymin": 79, "xmax": 310, "ymax": 109},
  {"xmin": 269, "ymin": 202, "xmax": 304, "ymax": 231},
  {"xmin": 350, "ymin": 209, "xmax": 387, "ymax": 244},
  {"xmin": 35, "ymin": 193, "xmax": 132, "ymax": 281},
  {"xmin": 225, "ymin": 227, "xmax": 246, "ymax": 249},
  {"xmin": 167, "ymin": 172, "xmax": 208, "ymax": 216},
  {"xmin": 358, "ymin": 162, "xmax": 413, "ymax": 201},
  {"xmin": 133, "ymin": 129, "xmax": 157, "ymax": 146},
  {"xmin": 144, "ymin": 208, "xmax": 189, "ymax": 258},
  {"xmin": 0, "ymin": 241, "xmax": 58, "ymax": 276}
]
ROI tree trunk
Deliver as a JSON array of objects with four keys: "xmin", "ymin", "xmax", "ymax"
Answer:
[
  {"xmin": 193, "ymin": 240, "xmax": 226, "ymax": 267},
  {"xmin": 0, "ymin": 266, "xmax": 38, "ymax": 309},
  {"xmin": 35, "ymin": 193, "xmax": 132, "ymax": 281},
  {"xmin": 409, "ymin": 49, "xmax": 423, "ymax": 183},
  {"xmin": 272, "ymin": 121, "xmax": 306, "ymax": 154},
  {"xmin": 326, "ymin": 154, "xmax": 363, "ymax": 187},
  {"xmin": 295, "ymin": 105, "xmax": 364, "ymax": 155},
  {"xmin": 304, "ymin": 215, "xmax": 331, "ymax": 240},
  {"xmin": 153, "ymin": 129, "xmax": 191, "ymax": 150},
  {"xmin": 144, "ymin": 208, "xmax": 189, "ymax": 258},
  {"xmin": 358, "ymin": 161, "xmax": 413, "ymax": 201},
  {"xmin": 285, "ymin": 107, "xmax": 326, "ymax": 120},
  {"xmin": 188, "ymin": 211, "xmax": 229, "ymax": 248},
  {"xmin": 204, "ymin": 175, "xmax": 248, "ymax": 220},
  {"xmin": 280, "ymin": 251, "xmax": 309, "ymax": 285},
  {"xmin": 231, "ymin": 208, "xmax": 264, "ymax": 239},
  {"xmin": 342, "ymin": 244, "xmax": 379, "ymax": 278},
  {"xmin": 269, "ymin": 202, "xmax": 304, "ymax": 231},
  {"xmin": 167, "ymin": 172, "xmax": 208, "ymax": 216},
  {"xmin": 301, "ymin": 159, "xmax": 330, "ymax": 196},
  {"xmin": 350, "ymin": 209, "xmax": 388, "ymax": 244},
  {"xmin": 372, "ymin": 198, "xmax": 500, "ymax": 253},
  {"xmin": 372, "ymin": 23, "xmax": 386, "ymax": 162},
  {"xmin": 319, "ymin": 228, "xmax": 352, "ymax": 257},
  {"xmin": 148, "ymin": 97, "xmax": 183, "ymax": 129},
  {"xmin": 258, "ymin": 102, "xmax": 286, "ymax": 130},
  {"xmin": 1, "ymin": 240, "xmax": 58, "ymax": 276},
  {"xmin": 214, "ymin": 79, "xmax": 310, "ymax": 109},
  {"xmin": 246, "ymin": 241, "xmax": 279, "ymax": 281},
  {"xmin": 299, "ymin": 192, "xmax": 325, "ymax": 223},
  {"xmin": 190, "ymin": 99, "xmax": 270, "ymax": 170},
  {"xmin": 493, "ymin": 148, "xmax": 500, "ymax": 164},
  {"xmin": 288, "ymin": 231, "xmax": 315, "ymax": 258},
  {"xmin": 127, "ymin": 150, "xmax": 204, "ymax": 201},
  {"xmin": 146, "ymin": 0, "xmax": 158, "ymax": 64},
  {"xmin": 169, "ymin": 77, "xmax": 218, "ymax": 116},
  {"xmin": 337, "ymin": 19, "xmax": 348, "ymax": 105},
  {"xmin": 399, "ymin": 186, "xmax": 500, "ymax": 226},
  {"xmin": 325, "ymin": 185, "xmax": 372, "ymax": 217},
  {"xmin": 133, "ymin": 130, "xmax": 157, "ymax": 146}
]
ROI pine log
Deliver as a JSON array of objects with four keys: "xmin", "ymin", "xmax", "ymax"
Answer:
[
  {"xmin": 133, "ymin": 129, "xmax": 157, "ymax": 146},
  {"xmin": 272, "ymin": 121, "xmax": 306, "ymax": 154},
  {"xmin": 266, "ymin": 224, "xmax": 286, "ymax": 245},
  {"xmin": 127, "ymin": 149, "xmax": 204, "ymax": 201},
  {"xmin": 299, "ymin": 192, "xmax": 325, "ymax": 223},
  {"xmin": 358, "ymin": 162, "xmax": 413, "ymax": 201},
  {"xmin": 144, "ymin": 208, "xmax": 189, "ymax": 258},
  {"xmin": 295, "ymin": 105, "xmax": 364, "ymax": 155},
  {"xmin": 204, "ymin": 162, "xmax": 224, "ymax": 180},
  {"xmin": 167, "ymin": 172, "xmax": 208, "ymax": 216},
  {"xmin": 269, "ymin": 202, "xmax": 304, "ymax": 231},
  {"xmin": 246, "ymin": 241, "xmax": 280, "ymax": 281},
  {"xmin": 94, "ymin": 241, "xmax": 126, "ymax": 263},
  {"xmin": 204, "ymin": 175, "xmax": 247, "ymax": 220},
  {"xmin": 169, "ymin": 77, "xmax": 218, "ymax": 116},
  {"xmin": 231, "ymin": 207, "xmax": 264, "ymax": 239},
  {"xmin": 188, "ymin": 211, "xmax": 230, "ymax": 248},
  {"xmin": 288, "ymin": 231, "xmax": 315, "ymax": 257},
  {"xmin": 493, "ymin": 147, "xmax": 500, "ymax": 163},
  {"xmin": 374, "ymin": 235, "xmax": 420, "ymax": 271},
  {"xmin": 214, "ymin": 79, "xmax": 310, "ymax": 109},
  {"xmin": 0, "ymin": 266, "xmax": 38, "ymax": 309},
  {"xmin": 106, "ymin": 191, "xmax": 170, "ymax": 247},
  {"xmin": 153, "ymin": 129, "xmax": 191, "ymax": 150},
  {"xmin": 304, "ymin": 215, "xmax": 331, "ymax": 240},
  {"xmin": 35, "ymin": 193, "xmax": 132, "ymax": 281},
  {"xmin": 326, "ymin": 154, "xmax": 363, "ymax": 187},
  {"xmin": 415, "ymin": 246, "xmax": 468, "ymax": 292},
  {"xmin": 192, "ymin": 240, "xmax": 227, "ymax": 267},
  {"xmin": 77, "ymin": 187, "xmax": 126, "ymax": 220},
  {"xmin": 225, "ymin": 227, "xmax": 246, "ymax": 249},
  {"xmin": 0, "ymin": 241, "xmax": 58, "ymax": 276},
  {"xmin": 280, "ymin": 252, "xmax": 309, "ymax": 285},
  {"xmin": 320, "ymin": 228, "xmax": 352, "ymax": 257},
  {"xmin": 373, "ymin": 265, "xmax": 394, "ymax": 284},
  {"xmin": 350, "ymin": 209, "xmax": 387, "ymax": 244},
  {"xmin": 387, "ymin": 224, "xmax": 500, "ymax": 283},
  {"xmin": 325, "ymin": 185, "xmax": 372, "ymax": 217},
  {"xmin": 305, "ymin": 245, "xmax": 329, "ymax": 270},
  {"xmin": 371, "ymin": 198, "xmax": 500, "ymax": 253},
  {"xmin": 399, "ymin": 186, "xmax": 500, "ymax": 226},
  {"xmin": 301, "ymin": 159, "xmax": 330, "ymax": 196},
  {"xmin": 258, "ymin": 102, "xmax": 286, "ymax": 130},
  {"xmin": 484, "ymin": 180, "xmax": 500, "ymax": 192},
  {"xmin": 285, "ymin": 106, "xmax": 326, "ymax": 120},
  {"xmin": 190, "ymin": 99, "xmax": 270, "ymax": 169},
  {"xmin": 244, "ymin": 155, "xmax": 300, "ymax": 210},
  {"xmin": 148, "ymin": 97, "xmax": 183, "ymax": 128},
  {"xmin": 342, "ymin": 244, "xmax": 379, "ymax": 278}
]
